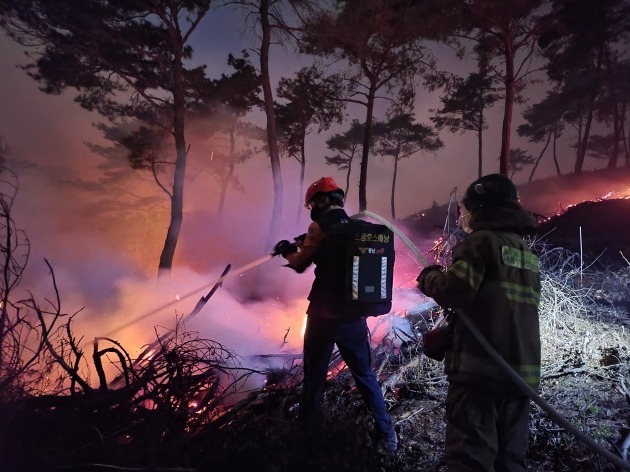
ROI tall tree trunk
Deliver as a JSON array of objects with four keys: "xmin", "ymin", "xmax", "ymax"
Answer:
[
  {"xmin": 607, "ymin": 101, "xmax": 620, "ymax": 170},
  {"xmin": 552, "ymin": 128, "xmax": 561, "ymax": 175},
  {"xmin": 574, "ymin": 98, "xmax": 596, "ymax": 175},
  {"xmin": 296, "ymin": 137, "xmax": 306, "ymax": 223},
  {"xmin": 358, "ymin": 76, "xmax": 377, "ymax": 211},
  {"xmin": 477, "ymin": 108, "xmax": 484, "ymax": 178},
  {"xmin": 499, "ymin": 41, "xmax": 515, "ymax": 176},
  {"xmin": 218, "ymin": 125, "xmax": 237, "ymax": 221},
  {"xmin": 619, "ymin": 99, "xmax": 630, "ymax": 166},
  {"xmin": 528, "ymin": 129, "xmax": 553, "ymax": 183},
  {"xmin": 625, "ymin": 101, "xmax": 630, "ymax": 166},
  {"xmin": 218, "ymin": 163, "xmax": 234, "ymax": 221},
  {"xmin": 605, "ymin": 49, "xmax": 620, "ymax": 170},
  {"xmin": 158, "ymin": 54, "xmax": 186, "ymax": 275},
  {"xmin": 575, "ymin": 116, "xmax": 583, "ymax": 163},
  {"xmin": 390, "ymin": 156, "xmax": 398, "ymax": 221},
  {"xmin": 259, "ymin": 0, "xmax": 283, "ymax": 249},
  {"xmin": 575, "ymin": 47, "xmax": 604, "ymax": 175},
  {"xmin": 345, "ymin": 154, "xmax": 353, "ymax": 201}
]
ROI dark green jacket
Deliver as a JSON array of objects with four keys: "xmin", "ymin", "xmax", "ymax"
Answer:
[{"xmin": 421, "ymin": 202, "xmax": 541, "ymax": 391}]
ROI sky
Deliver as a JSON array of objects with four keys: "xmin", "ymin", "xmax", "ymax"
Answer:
[{"xmin": 0, "ymin": 3, "xmax": 618, "ymax": 387}]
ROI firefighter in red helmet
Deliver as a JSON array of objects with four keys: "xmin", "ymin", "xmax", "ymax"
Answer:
[
  {"xmin": 304, "ymin": 176, "xmax": 340, "ymax": 207},
  {"xmin": 273, "ymin": 177, "xmax": 398, "ymax": 454}
]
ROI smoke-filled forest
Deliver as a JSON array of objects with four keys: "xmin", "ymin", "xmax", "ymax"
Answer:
[{"xmin": 0, "ymin": 1, "xmax": 630, "ymax": 471}]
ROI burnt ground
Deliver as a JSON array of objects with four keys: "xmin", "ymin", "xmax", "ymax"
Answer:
[
  {"xmin": 536, "ymin": 198, "xmax": 630, "ymax": 269},
  {"xmin": 2, "ymin": 173, "xmax": 630, "ymax": 472}
]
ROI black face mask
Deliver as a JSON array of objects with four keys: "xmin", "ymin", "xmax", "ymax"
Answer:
[{"xmin": 310, "ymin": 204, "xmax": 327, "ymax": 221}]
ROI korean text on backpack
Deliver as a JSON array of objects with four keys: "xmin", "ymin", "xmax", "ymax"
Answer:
[{"xmin": 328, "ymin": 219, "xmax": 395, "ymax": 317}]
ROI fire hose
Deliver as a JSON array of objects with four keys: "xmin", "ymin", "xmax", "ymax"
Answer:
[
  {"xmin": 455, "ymin": 308, "xmax": 630, "ymax": 471},
  {"xmin": 351, "ymin": 210, "xmax": 429, "ymax": 267},
  {"xmin": 352, "ymin": 210, "xmax": 630, "ymax": 471}
]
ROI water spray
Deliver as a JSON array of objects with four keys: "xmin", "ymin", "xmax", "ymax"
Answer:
[
  {"xmin": 96, "ymin": 254, "xmax": 276, "ymax": 343},
  {"xmin": 96, "ymin": 212, "xmax": 422, "ymax": 345},
  {"xmin": 351, "ymin": 210, "xmax": 429, "ymax": 266}
]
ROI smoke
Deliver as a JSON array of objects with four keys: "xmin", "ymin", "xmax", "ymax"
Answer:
[
  {"xmin": 78, "ymin": 264, "xmax": 311, "ymax": 358},
  {"xmin": 6, "ymin": 158, "xmax": 320, "ymax": 371}
]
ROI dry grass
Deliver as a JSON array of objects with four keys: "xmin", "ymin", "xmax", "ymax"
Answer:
[{"xmin": 525, "ymin": 241, "xmax": 630, "ymax": 471}]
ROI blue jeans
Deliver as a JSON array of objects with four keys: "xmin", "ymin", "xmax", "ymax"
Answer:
[{"xmin": 299, "ymin": 316, "xmax": 394, "ymax": 436}]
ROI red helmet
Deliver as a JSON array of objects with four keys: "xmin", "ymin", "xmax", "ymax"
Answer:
[{"xmin": 304, "ymin": 177, "xmax": 341, "ymax": 207}]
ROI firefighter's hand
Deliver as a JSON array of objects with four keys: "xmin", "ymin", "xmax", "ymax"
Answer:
[
  {"xmin": 273, "ymin": 240, "xmax": 298, "ymax": 258},
  {"xmin": 423, "ymin": 326, "xmax": 449, "ymax": 362},
  {"xmin": 416, "ymin": 264, "xmax": 444, "ymax": 294},
  {"xmin": 293, "ymin": 233, "xmax": 307, "ymax": 246}
]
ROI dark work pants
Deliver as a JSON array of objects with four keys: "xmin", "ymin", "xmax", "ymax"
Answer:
[
  {"xmin": 445, "ymin": 382, "xmax": 530, "ymax": 472},
  {"xmin": 299, "ymin": 316, "xmax": 394, "ymax": 436}
]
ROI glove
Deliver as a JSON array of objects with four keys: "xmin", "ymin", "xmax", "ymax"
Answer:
[
  {"xmin": 416, "ymin": 264, "xmax": 444, "ymax": 294},
  {"xmin": 422, "ymin": 326, "xmax": 449, "ymax": 362},
  {"xmin": 273, "ymin": 240, "xmax": 298, "ymax": 258},
  {"xmin": 293, "ymin": 233, "xmax": 307, "ymax": 245}
]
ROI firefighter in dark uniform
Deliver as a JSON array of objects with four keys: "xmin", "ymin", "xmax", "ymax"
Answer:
[
  {"xmin": 417, "ymin": 174, "xmax": 541, "ymax": 472},
  {"xmin": 274, "ymin": 177, "xmax": 397, "ymax": 454}
]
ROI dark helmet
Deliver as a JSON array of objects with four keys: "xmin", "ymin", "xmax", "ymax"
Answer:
[
  {"xmin": 462, "ymin": 174, "xmax": 519, "ymax": 212},
  {"xmin": 304, "ymin": 177, "xmax": 344, "ymax": 208}
]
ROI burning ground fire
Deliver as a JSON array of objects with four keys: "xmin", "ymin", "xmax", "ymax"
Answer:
[{"xmin": 557, "ymin": 184, "xmax": 630, "ymax": 212}]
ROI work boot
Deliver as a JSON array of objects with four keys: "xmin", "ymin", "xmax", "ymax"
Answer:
[{"xmin": 375, "ymin": 428, "xmax": 398, "ymax": 455}]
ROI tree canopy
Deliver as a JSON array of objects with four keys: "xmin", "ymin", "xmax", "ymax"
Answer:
[
  {"xmin": 299, "ymin": 0, "xmax": 449, "ymax": 210},
  {"xmin": 0, "ymin": 0, "xmax": 213, "ymax": 274},
  {"xmin": 373, "ymin": 111, "xmax": 443, "ymax": 220}
]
